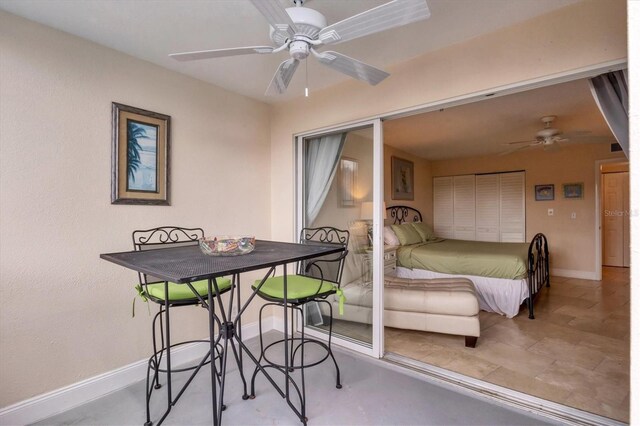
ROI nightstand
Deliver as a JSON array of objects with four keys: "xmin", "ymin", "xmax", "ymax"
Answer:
[{"xmin": 362, "ymin": 245, "xmax": 398, "ymax": 283}]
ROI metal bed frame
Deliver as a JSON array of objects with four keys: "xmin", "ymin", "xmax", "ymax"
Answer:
[{"xmin": 386, "ymin": 205, "xmax": 550, "ymax": 319}]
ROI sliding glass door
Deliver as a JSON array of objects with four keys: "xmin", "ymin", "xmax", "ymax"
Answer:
[{"xmin": 295, "ymin": 119, "xmax": 384, "ymax": 357}]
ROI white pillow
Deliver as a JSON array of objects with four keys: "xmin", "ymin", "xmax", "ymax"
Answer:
[{"xmin": 383, "ymin": 226, "xmax": 400, "ymax": 246}]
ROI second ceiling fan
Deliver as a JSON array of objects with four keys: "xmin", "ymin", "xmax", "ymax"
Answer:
[
  {"xmin": 169, "ymin": 0, "xmax": 431, "ymax": 95},
  {"xmin": 503, "ymin": 115, "xmax": 572, "ymax": 154}
]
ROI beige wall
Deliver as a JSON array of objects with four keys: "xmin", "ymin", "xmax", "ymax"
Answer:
[
  {"xmin": 0, "ymin": 12, "xmax": 270, "ymax": 406},
  {"xmin": 430, "ymin": 143, "xmax": 625, "ymax": 274},
  {"xmin": 269, "ymin": 0, "xmax": 627, "ymax": 244}
]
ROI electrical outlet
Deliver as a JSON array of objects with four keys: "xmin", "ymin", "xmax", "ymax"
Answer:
[{"xmin": 548, "ymin": 208, "xmax": 554, "ymax": 216}]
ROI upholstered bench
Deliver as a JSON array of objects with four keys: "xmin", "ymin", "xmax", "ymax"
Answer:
[{"xmin": 383, "ymin": 276, "xmax": 480, "ymax": 347}]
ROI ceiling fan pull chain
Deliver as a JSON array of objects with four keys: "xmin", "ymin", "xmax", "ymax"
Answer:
[{"xmin": 305, "ymin": 58, "xmax": 309, "ymax": 97}]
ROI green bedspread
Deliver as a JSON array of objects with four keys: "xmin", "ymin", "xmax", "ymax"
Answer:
[{"xmin": 396, "ymin": 239, "xmax": 530, "ymax": 280}]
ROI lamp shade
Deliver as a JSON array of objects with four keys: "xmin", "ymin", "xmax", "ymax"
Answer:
[
  {"xmin": 360, "ymin": 201, "xmax": 373, "ymax": 220},
  {"xmin": 360, "ymin": 201, "xmax": 387, "ymax": 220}
]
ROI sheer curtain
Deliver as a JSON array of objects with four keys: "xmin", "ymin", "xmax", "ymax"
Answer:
[
  {"xmin": 589, "ymin": 69, "xmax": 629, "ymax": 158},
  {"xmin": 305, "ymin": 133, "xmax": 346, "ymax": 225}
]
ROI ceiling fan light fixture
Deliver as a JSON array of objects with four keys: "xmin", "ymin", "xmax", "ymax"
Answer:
[
  {"xmin": 537, "ymin": 127, "xmax": 560, "ymax": 138},
  {"xmin": 270, "ymin": 7, "xmax": 328, "ymax": 44},
  {"xmin": 289, "ymin": 40, "xmax": 310, "ymax": 59}
]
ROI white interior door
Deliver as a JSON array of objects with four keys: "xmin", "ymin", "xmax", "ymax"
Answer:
[
  {"xmin": 433, "ymin": 177, "xmax": 454, "ymax": 238},
  {"xmin": 475, "ymin": 174, "xmax": 500, "ymax": 242},
  {"xmin": 499, "ymin": 171, "xmax": 526, "ymax": 243},
  {"xmin": 603, "ymin": 172, "xmax": 626, "ymax": 267},
  {"xmin": 453, "ymin": 175, "xmax": 476, "ymax": 240}
]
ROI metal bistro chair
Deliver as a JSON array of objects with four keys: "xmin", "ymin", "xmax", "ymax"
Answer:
[
  {"xmin": 249, "ymin": 226, "xmax": 349, "ymax": 425},
  {"xmin": 132, "ymin": 226, "xmax": 232, "ymax": 426}
]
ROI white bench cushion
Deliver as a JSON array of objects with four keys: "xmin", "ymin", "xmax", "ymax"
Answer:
[{"xmin": 383, "ymin": 277, "xmax": 479, "ymax": 317}]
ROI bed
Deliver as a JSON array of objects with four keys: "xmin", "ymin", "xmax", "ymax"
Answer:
[{"xmin": 386, "ymin": 205, "xmax": 550, "ymax": 319}]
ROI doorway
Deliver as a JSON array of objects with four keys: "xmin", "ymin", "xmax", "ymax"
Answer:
[{"xmin": 601, "ymin": 162, "xmax": 630, "ymax": 267}]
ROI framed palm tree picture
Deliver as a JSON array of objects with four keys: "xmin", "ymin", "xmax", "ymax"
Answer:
[{"xmin": 111, "ymin": 103, "xmax": 170, "ymax": 205}]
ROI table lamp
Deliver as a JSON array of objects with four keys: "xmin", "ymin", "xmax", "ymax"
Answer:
[{"xmin": 360, "ymin": 201, "xmax": 387, "ymax": 246}]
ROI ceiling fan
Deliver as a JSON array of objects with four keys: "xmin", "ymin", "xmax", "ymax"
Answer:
[
  {"xmin": 502, "ymin": 116, "xmax": 571, "ymax": 154},
  {"xmin": 169, "ymin": 0, "xmax": 431, "ymax": 95}
]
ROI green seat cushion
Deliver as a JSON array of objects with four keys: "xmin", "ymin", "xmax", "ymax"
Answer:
[
  {"xmin": 144, "ymin": 277, "xmax": 232, "ymax": 301},
  {"xmin": 253, "ymin": 275, "xmax": 336, "ymax": 300},
  {"xmin": 391, "ymin": 223, "xmax": 422, "ymax": 245}
]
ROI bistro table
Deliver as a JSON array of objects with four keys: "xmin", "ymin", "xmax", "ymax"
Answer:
[{"xmin": 100, "ymin": 239, "xmax": 345, "ymax": 426}]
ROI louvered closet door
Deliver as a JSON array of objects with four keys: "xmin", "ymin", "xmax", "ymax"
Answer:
[
  {"xmin": 453, "ymin": 175, "xmax": 475, "ymax": 240},
  {"xmin": 433, "ymin": 176, "xmax": 454, "ymax": 238},
  {"xmin": 475, "ymin": 174, "xmax": 500, "ymax": 241},
  {"xmin": 499, "ymin": 172, "xmax": 525, "ymax": 242}
]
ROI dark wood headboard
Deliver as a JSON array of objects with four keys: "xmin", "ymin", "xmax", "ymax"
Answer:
[{"xmin": 386, "ymin": 205, "xmax": 423, "ymax": 224}]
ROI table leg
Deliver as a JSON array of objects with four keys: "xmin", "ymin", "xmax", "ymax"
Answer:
[
  {"xmin": 207, "ymin": 278, "xmax": 220, "ymax": 426},
  {"xmin": 208, "ymin": 275, "xmax": 251, "ymax": 424},
  {"xmin": 231, "ymin": 274, "xmax": 249, "ymax": 399}
]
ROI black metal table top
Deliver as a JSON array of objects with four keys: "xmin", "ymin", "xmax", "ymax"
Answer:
[{"xmin": 100, "ymin": 239, "xmax": 343, "ymax": 283}]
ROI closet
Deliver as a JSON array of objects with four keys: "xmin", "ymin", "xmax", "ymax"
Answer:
[{"xmin": 433, "ymin": 171, "xmax": 525, "ymax": 242}]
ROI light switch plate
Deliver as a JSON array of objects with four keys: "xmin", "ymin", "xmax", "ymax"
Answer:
[{"xmin": 548, "ymin": 208, "xmax": 554, "ymax": 216}]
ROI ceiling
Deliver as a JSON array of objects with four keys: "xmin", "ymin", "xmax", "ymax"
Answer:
[
  {"xmin": 384, "ymin": 78, "xmax": 615, "ymax": 160},
  {"xmin": 0, "ymin": 0, "xmax": 582, "ymax": 103},
  {"xmin": 2, "ymin": 0, "xmax": 614, "ymax": 160}
]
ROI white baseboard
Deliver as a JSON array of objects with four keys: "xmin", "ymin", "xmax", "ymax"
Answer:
[
  {"xmin": 271, "ymin": 314, "xmax": 285, "ymax": 333},
  {"xmin": 0, "ymin": 317, "xmax": 273, "ymax": 426},
  {"xmin": 551, "ymin": 268, "xmax": 600, "ymax": 280}
]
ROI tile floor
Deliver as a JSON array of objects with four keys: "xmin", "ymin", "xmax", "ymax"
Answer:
[{"xmin": 385, "ymin": 267, "xmax": 630, "ymax": 423}]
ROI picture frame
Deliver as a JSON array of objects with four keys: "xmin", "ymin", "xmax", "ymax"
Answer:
[
  {"xmin": 338, "ymin": 157, "xmax": 358, "ymax": 207},
  {"xmin": 534, "ymin": 184, "xmax": 554, "ymax": 201},
  {"xmin": 391, "ymin": 156, "xmax": 414, "ymax": 200},
  {"xmin": 111, "ymin": 103, "xmax": 170, "ymax": 205},
  {"xmin": 563, "ymin": 182, "xmax": 584, "ymax": 199}
]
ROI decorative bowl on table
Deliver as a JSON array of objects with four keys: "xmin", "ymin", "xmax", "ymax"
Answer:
[{"xmin": 199, "ymin": 236, "xmax": 255, "ymax": 256}]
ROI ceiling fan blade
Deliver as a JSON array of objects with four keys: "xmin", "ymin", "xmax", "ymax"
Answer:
[
  {"xmin": 250, "ymin": 0, "xmax": 297, "ymax": 40},
  {"xmin": 563, "ymin": 135, "xmax": 612, "ymax": 144},
  {"xmin": 312, "ymin": 50, "xmax": 390, "ymax": 85},
  {"xmin": 318, "ymin": 0, "xmax": 430, "ymax": 45},
  {"xmin": 265, "ymin": 58, "xmax": 300, "ymax": 96},
  {"xmin": 503, "ymin": 139, "xmax": 538, "ymax": 146},
  {"xmin": 499, "ymin": 145, "xmax": 534, "ymax": 156},
  {"xmin": 563, "ymin": 130, "xmax": 592, "ymax": 138},
  {"xmin": 169, "ymin": 46, "xmax": 275, "ymax": 61}
]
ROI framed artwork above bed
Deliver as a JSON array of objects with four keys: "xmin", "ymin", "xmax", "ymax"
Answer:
[{"xmin": 391, "ymin": 156, "xmax": 414, "ymax": 200}]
